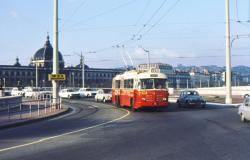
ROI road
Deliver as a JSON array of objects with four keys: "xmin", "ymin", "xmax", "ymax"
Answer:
[{"xmin": 0, "ymin": 99, "xmax": 250, "ymax": 160}]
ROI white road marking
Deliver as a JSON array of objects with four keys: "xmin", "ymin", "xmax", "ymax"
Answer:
[{"xmin": 0, "ymin": 107, "xmax": 130, "ymax": 153}]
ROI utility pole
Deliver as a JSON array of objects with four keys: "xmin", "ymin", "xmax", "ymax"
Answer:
[
  {"xmin": 81, "ymin": 52, "xmax": 85, "ymax": 88},
  {"xmin": 142, "ymin": 48, "xmax": 150, "ymax": 71},
  {"xmin": 35, "ymin": 62, "xmax": 38, "ymax": 88},
  {"xmin": 52, "ymin": 0, "xmax": 59, "ymax": 107},
  {"xmin": 225, "ymin": 0, "xmax": 232, "ymax": 104}
]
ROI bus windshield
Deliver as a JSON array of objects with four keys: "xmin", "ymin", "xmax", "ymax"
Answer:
[{"xmin": 140, "ymin": 78, "xmax": 167, "ymax": 89}]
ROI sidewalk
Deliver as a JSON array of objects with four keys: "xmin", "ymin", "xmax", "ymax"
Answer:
[{"xmin": 0, "ymin": 105, "xmax": 70, "ymax": 129}]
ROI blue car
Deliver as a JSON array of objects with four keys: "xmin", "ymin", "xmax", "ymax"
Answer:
[{"xmin": 177, "ymin": 90, "xmax": 206, "ymax": 108}]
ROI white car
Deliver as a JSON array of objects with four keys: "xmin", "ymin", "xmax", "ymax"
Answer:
[
  {"xmin": 25, "ymin": 88, "xmax": 51, "ymax": 99},
  {"xmin": 78, "ymin": 88, "xmax": 98, "ymax": 98},
  {"xmin": 238, "ymin": 96, "xmax": 250, "ymax": 122},
  {"xmin": 95, "ymin": 89, "xmax": 112, "ymax": 103},
  {"xmin": 59, "ymin": 89, "xmax": 80, "ymax": 99},
  {"xmin": 11, "ymin": 87, "xmax": 24, "ymax": 96}
]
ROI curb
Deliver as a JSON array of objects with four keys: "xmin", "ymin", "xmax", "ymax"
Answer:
[{"xmin": 0, "ymin": 107, "xmax": 71, "ymax": 130}]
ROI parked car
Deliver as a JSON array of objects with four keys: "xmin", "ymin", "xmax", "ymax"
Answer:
[
  {"xmin": 25, "ymin": 87, "xmax": 52, "ymax": 99},
  {"xmin": 177, "ymin": 90, "xmax": 206, "ymax": 108},
  {"xmin": 59, "ymin": 89, "xmax": 80, "ymax": 99},
  {"xmin": 11, "ymin": 87, "xmax": 24, "ymax": 96},
  {"xmin": 94, "ymin": 89, "xmax": 112, "ymax": 103},
  {"xmin": 78, "ymin": 88, "xmax": 98, "ymax": 98},
  {"xmin": 238, "ymin": 96, "xmax": 250, "ymax": 122}
]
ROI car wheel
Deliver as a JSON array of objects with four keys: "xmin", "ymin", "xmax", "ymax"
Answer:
[{"xmin": 241, "ymin": 114, "xmax": 246, "ymax": 122}]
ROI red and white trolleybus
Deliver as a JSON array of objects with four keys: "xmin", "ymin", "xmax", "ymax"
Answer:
[{"xmin": 112, "ymin": 70, "xmax": 169, "ymax": 111}]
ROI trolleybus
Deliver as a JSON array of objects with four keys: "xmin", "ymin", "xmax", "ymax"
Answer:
[{"xmin": 112, "ymin": 70, "xmax": 169, "ymax": 111}]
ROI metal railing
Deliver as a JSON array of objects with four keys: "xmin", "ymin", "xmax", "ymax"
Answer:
[{"xmin": 0, "ymin": 97, "xmax": 62, "ymax": 124}]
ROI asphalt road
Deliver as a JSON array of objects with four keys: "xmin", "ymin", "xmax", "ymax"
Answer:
[{"xmin": 0, "ymin": 99, "xmax": 250, "ymax": 160}]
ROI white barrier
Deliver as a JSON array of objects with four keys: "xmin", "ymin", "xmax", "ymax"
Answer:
[{"xmin": 170, "ymin": 86, "xmax": 250, "ymax": 96}]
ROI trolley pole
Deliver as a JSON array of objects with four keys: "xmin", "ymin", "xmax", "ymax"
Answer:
[
  {"xmin": 52, "ymin": 0, "xmax": 59, "ymax": 108},
  {"xmin": 225, "ymin": 0, "xmax": 232, "ymax": 104}
]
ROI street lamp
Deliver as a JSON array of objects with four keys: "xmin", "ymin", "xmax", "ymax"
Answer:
[
  {"xmin": 70, "ymin": 51, "xmax": 95, "ymax": 88},
  {"xmin": 142, "ymin": 48, "xmax": 150, "ymax": 70},
  {"xmin": 71, "ymin": 72, "xmax": 75, "ymax": 87}
]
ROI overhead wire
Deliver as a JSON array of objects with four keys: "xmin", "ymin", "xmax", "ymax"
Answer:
[
  {"xmin": 235, "ymin": 0, "xmax": 241, "ymax": 22},
  {"xmin": 61, "ymin": 0, "xmax": 88, "ymax": 30},
  {"xmin": 134, "ymin": 0, "xmax": 152, "ymax": 26},
  {"xmin": 133, "ymin": 0, "xmax": 168, "ymax": 37},
  {"xmin": 141, "ymin": 0, "xmax": 181, "ymax": 37},
  {"xmin": 66, "ymin": 0, "xmax": 137, "ymax": 30}
]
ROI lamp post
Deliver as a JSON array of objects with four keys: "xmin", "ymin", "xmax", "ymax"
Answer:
[
  {"xmin": 142, "ymin": 48, "xmax": 150, "ymax": 71},
  {"xmin": 31, "ymin": 80, "xmax": 33, "ymax": 88},
  {"xmin": 80, "ymin": 53, "xmax": 84, "ymax": 88},
  {"xmin": 72, "ymin": 72, "xmax": 75, "ymax": 87},
  {"xmin": 35, "ymin": 62, "xmax": 38, "ymax": 88},
  {"xmin": 52, "ymin": 0, "xmax": 59, "ymax": 107},
  {"xmin": 3, "ymin": 78, "xmax": 5, "ymax": 88},
  {"xmin": 225, "ymin": 0, "xmax": 232, "ymax": 104}
]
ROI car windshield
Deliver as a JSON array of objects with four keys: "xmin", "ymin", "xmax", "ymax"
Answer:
[
  {"xmin": 140, "ymin": 78, "xmax": 167, "ymax": 89},
  {"xmin": 103, "ymin": 89, "xmax": 111, "ymax": 93},
  {"xmin": 67, "ymin": 89, "xmax": 74, "ymax": 92}
]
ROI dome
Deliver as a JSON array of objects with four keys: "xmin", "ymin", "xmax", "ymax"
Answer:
[{"xmin": 32, "ymin": 35, "xmax": 64, "ymax": 68}]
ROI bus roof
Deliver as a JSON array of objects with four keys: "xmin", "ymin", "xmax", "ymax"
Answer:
[{"xmin": 113, "ymin": 70, "xmax": 167, "ymax": 80}]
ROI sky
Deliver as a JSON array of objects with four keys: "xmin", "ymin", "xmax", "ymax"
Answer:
[{"xmin": 1, "ymin": 0, "xmax": 250, "ymax": 68}]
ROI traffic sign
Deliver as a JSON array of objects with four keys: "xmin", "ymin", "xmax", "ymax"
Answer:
[{"xmin": 48, "ymin": 74, "xmax": 66, "ymax": 81}]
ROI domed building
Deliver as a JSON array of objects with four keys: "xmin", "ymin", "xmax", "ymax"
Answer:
[
  {"xmin": 0, "ymin": 35, "xmax": 124, "ymax": 88},
  {"xmin": 30, "ymin": 35, "xmax": 64, "ymax": 69}
]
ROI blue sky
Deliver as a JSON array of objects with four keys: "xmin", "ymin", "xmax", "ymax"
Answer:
[{"xmin": 0, "ymin": 0, "xmax": 250, "ymax": 68}]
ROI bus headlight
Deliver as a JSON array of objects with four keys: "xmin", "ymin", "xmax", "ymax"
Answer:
[
  {"xmin": 162, "ymin": 98, "xmax": 167, "ymax": 101},
  {"xmin": 142, "ymin": 98, "xmax": 146, "ymax": 101}
]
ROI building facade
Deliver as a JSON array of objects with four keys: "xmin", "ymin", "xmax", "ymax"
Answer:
[{"xmin": 0, "ymin": 36, "xmax": 124, "ymax": 88}]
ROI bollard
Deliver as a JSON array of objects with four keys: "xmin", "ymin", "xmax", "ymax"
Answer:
[
  {"xmin": 29, "ymin": 102, "xmax": 32, "ymax": 117},
  {"xmin": 38, "ymin": 100, "xmax": 40, "ymax": 117}
]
